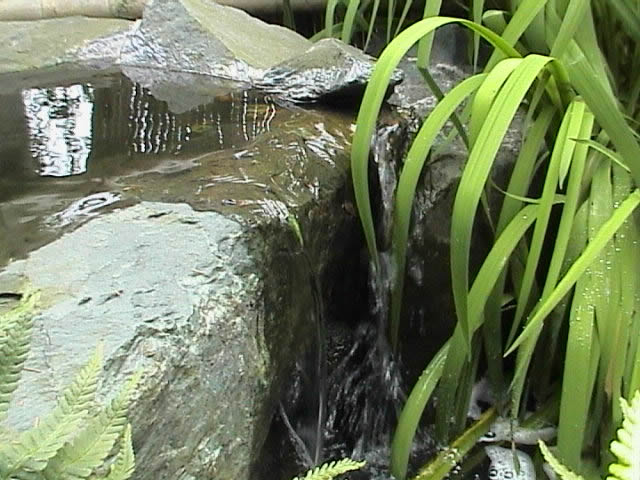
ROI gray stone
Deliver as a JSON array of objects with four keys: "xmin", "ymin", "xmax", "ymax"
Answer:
[
  {"xmin": 0, "ymin": 16, "xmax": 135, "ymax": 74},
  {"xmin": 0, "ymin": 0, "xmax": 396, "ymax": 103},
  {"xmin": 2, "ymin": 203, "xmax": 265, "ymax": 479},
  {"xmin": 257, "ymin": 38, "xmax": 403, "ymax": 103},
  {"xmin": 119, "ymin": 0, "xmax": 311, "ymax": 80}
]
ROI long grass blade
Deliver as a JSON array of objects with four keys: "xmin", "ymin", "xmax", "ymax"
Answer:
[
  {"xmin": 506, "ymin": 100, "xmax": 585, "ymax": 349},
  {"xmin": 566, "ymin": 51, "xmax": 640, "ymax": 187},
  {"xmin": 450, "ymin": 55, "xmax": 557, "ymax": 353},
  {"xmin": 415, "ymin": 0, "xmax": 443, "ymax": 70},
  {"xmin": 472, "ymin": 0, "xmax": 485, "ymax": 70},
  {"xmin": 341, "ymin": 0, "xmax": 362, "ymax": 44},
  {"xmin": 390, "ymin": 342, "xmax": 450, "ymax": 480},
  {"xmin": 364, "ymin": 0, "xmax": 381, "ymax": 51},
  {"xmin": 392, "ymin": 205, "xmax": 539, "ymax": 476},
  {"xmin": 324, "ymin": 0, "xmax": 341, "ymax": 39},
  {"xmin": 556, "ymin": 269, "xmax": 598, "ymax": 471},
  {"xmin": 548, "ymin": 0, "xmax": 589, "ymax": 60},
  {"xmin": 437, "ymin": 204, "xmax": 540, "ymax": 441}
]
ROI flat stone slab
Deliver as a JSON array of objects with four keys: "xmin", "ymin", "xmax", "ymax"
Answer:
[
  {"xmin": 0, "ymin": 16, "xmax": 134, "ymax": 74},
  {"xmin": 120, "ymin": 0, "xmax": 311, "ymax": 75}
]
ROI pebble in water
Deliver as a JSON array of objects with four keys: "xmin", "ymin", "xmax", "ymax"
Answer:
[{"xmin": 485, "ymin": 446, "xmax": 535, "ymax": 480}]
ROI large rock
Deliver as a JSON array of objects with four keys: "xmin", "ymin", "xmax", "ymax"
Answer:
[
  {"xmin": 257, "ymin": 38, "xmax": 403, "ymax": 104},
  {"xmin": 120, "ymin": 0, "xmax": 311, "ymax": 80},
  {"xmin": 0, "ymin": 68, "xmax": 361, "ymax": 480}
]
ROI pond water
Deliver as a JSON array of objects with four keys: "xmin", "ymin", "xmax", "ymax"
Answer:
[{"xmin": 0, "ymin": 68, "xmax": 342, "ymax": 267}]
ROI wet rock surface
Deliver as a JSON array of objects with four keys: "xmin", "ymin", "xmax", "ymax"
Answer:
[
  {"xmin": 0, "ymin": 16, "xmax": 134, "ymax": 74},
  {"xmin": 120, "ymin": 0, "xmax": 310, "ymax": 80},
  {"xmin": 257, "ymin": 38, "xmax": 403, "ymax": 104},
  {"xmin": 0, "ymin": 6, "xmax": 522, "ymax": 480}
]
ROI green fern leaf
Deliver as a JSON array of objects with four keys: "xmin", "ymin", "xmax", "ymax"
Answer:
[
  {"xmin": 292, "ymin": 458, "xmax": 366, "ymax": 480},
  {"xmin": 0, "ymin": 345, "xmax": 103, "ymax": 475},
  {"xmin": 607, "ymin": 390, "xmax": 640, "ymax": 480},
  {"xmin": 538, "ymin": 440, "xmax": 585, "ymax": 480},
  {"xmin": 0, "ymin": 291, "xmax": 38, "ymax": 422},
  {"xmin": 97, "ymin": 424, "xmax": 135, "ymax": 480},
  {"xmin": 44, "ymin": 370, "xmax": 141, "ymax": 479}
]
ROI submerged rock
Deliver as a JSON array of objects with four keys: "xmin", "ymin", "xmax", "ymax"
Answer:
[{"xmin": 485, "ymin": 446, "xmax": 535, "ymax": 480}]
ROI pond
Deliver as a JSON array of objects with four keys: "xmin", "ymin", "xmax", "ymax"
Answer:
[{"xmin": 0, "ymin": 67, "xmax": 348, "ymax": 267}]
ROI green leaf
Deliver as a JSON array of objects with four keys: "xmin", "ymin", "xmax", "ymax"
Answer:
[
  {"xmin": 99, "ymin": 425, "xmax": 135, "ymax": 480},
  {"xmin": 608, "ymin": 390, "xmax": 640, "ymax": 480},
  {"xmin": 390, "ymin": 342, "xmax": 449, "ymax": 480},
  {"xmin": 392, "ymin": 204, "xmax": 540, "ymax": 477},
  {"xmin": 0, "ymin": 345, "xmax": 103, "ymax": 475},
  {"xmin": 538, "ymin": 440, "xmax": 585, "ymax": 480},
  {"xmin": 0, "ymin": 291, "xmax": 38, "ymax": 422},
  {"xmin": 390, "ymin": 73, "xmax": 486, "ymax": 351},
  {"xmin": 291, "ymin": 458, "xmax": 366, "ymax": 480},
  {"xmin": 44, "ymin": 370, "xmax": 141, "ymax": 479},
  {"xmin": 507, "ymin": 189, "xmax": 640, "ymax": 355},
  {"xmin": 351, "ymin": 16, "xmax": 521, "ymax": 272},
  {"xmin": 450, "ymin": 54, "xmax": 558, "ymax": 352}
]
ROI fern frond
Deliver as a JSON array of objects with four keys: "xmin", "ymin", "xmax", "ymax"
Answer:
[
  {"xmin": 607, "ymin": 390, "xmax": 640, "ymax": 480},
  {"xmin": 0, "ymin": 291, "xmax": 38, "ymax": 422},
  {"xmin": 44, "ymin": 370, "xmax": 141, "ymax": 479},
  {"xmin": 538, "ymin": 440, "xmax": 585, "ymax": 480},
  {"xmin": 97, "ymin": 424, "xmax": 135, "ymax": 480},
  {"xmin": 292, "ymin": 458, "xmax": 365, "ymax": 480},
  {"xmin": 0, "ymin": 344, "xmax": 103, "ymax": 474}
]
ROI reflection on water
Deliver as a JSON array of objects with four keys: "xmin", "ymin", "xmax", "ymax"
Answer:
[
  {"xmin": 49, "ymin": 192, "xmax": 122, "ymax": 227},
  {"xmin": 17, "ymin": 76, "xmax": 280, "ymax": 181},
  {"xmin": 23, "ymin": 84, "xmax": 95, "ymax": 177}
]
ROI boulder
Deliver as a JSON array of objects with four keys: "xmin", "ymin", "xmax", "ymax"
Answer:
[
  {"xmin": 375, "ymin": 56, "xmax": 522, "ymax": 377},
  {"xmin": 257, "ymin": 38, "xmax": 403, "ymax": 104},
  {"xmin": 119, "ymin": 0, "xmax": 311, "ymax": 80}
]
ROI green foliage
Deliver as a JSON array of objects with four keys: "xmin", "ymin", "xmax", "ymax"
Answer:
[
  {"xmin": 0, "ymin": 291, "xmax": 38, "ymax": 423},
  {"xmin": 539, "ymin": 390, "xmax": 640, "ymax": 480},
  {"xmin": 290, "ymin": 458, "xmax": 365, "ymax": 480},
  {"xmin": 349, "ymin": 1, "xmax": 640, "ymax": 479},
  {"xmin": 0, "ymin": 291, "xmax": 138, "ymax": 480},
  {"xmin": 539, "ymin": 441, "xmax": 584, "ymax": 480}
]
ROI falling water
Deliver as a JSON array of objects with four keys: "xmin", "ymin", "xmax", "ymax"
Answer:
[{"xmin": 321, "ymin": 121, "xmax": 412, "ymax": 472}]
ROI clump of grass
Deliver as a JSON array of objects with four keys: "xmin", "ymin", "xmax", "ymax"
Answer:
[{"xmin": 349, "ymin": 1, "xmax": 640, "ymax": 479}]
